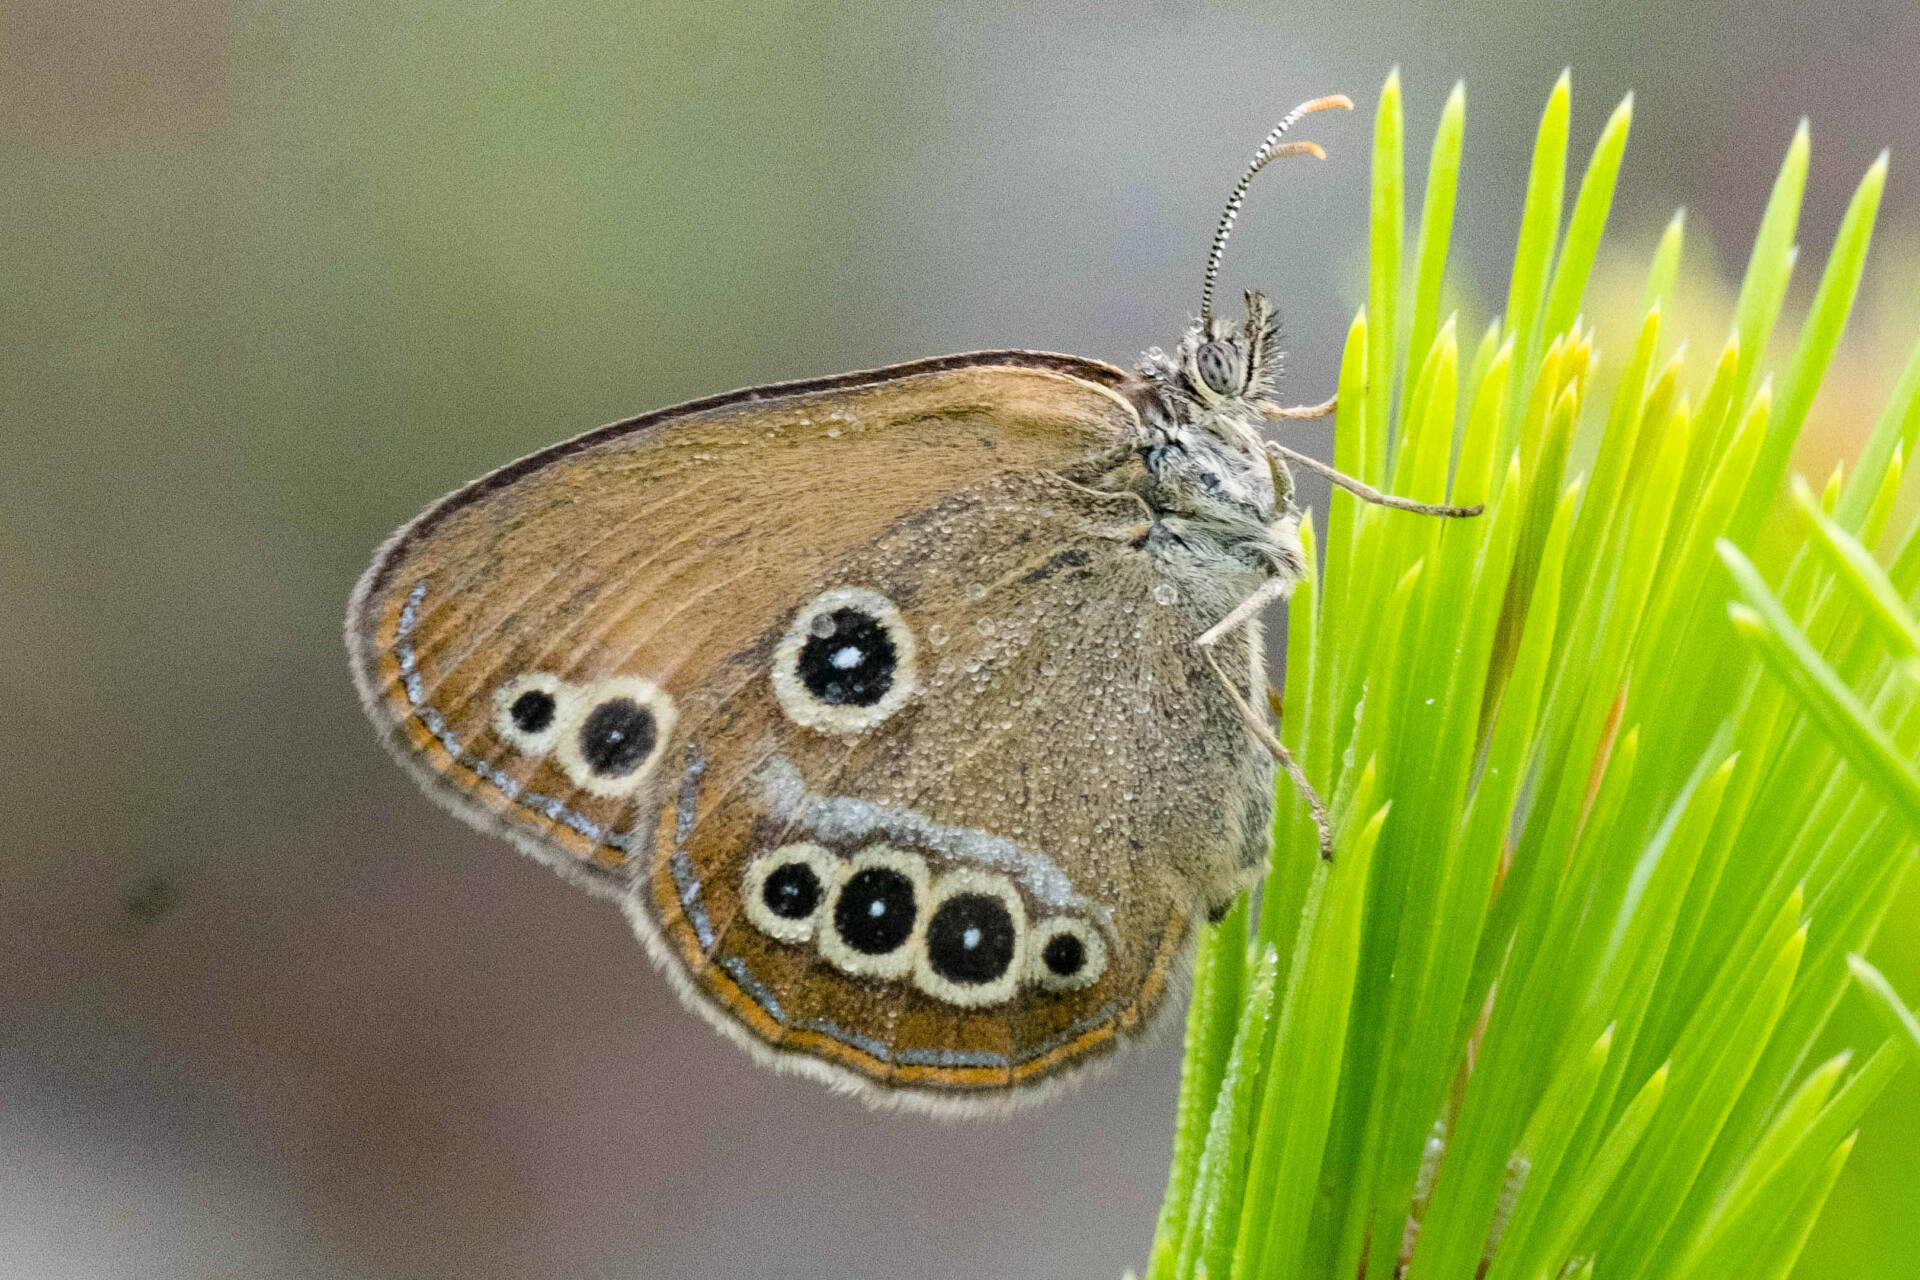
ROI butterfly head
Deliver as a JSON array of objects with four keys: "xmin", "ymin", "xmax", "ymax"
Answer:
[
  {"xmin": 1141, "ymin": 289, "xmax": 1283, "ymax": 418},
  {"xmin": 1130, "ymin": 290, "xmax": 1296, "ymax": 575},
  {"xmin": 1132, "ymin": 92, "xmax": 1353, "ymax": 461}
]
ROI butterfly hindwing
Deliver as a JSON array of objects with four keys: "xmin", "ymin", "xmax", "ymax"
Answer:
[{"xmin": 347, "ymin": 352, "xmax": 1273, "ymax": 1109}]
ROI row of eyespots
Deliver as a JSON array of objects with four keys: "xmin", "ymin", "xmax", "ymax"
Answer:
[
  {"xmin": 490, "ymin": 672, "xmax": 677, "ymax": 797},
  {"xmin": 740, "ymin": 842, "xmax": 1107, "ymax": 1007},
  {"xmin": 771, "ymin": 588, "xmax": 918, "ymax": 735}
]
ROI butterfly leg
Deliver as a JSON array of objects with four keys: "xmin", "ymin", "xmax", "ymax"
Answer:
[
  {"xmin": 1268, "ymin": 394, "xmax": 1337, "ymax": 420},
  {"xmin": 1267, "ymin": 441, "xmax": 1485, "ymax": 518},
  {"xmin": 1196, "ymin": 575, "xmax": 1291, "ymax": 650},
  {"xmin": 1196, "ymin": 615, "xmax": 1334, "ymax": 861}
]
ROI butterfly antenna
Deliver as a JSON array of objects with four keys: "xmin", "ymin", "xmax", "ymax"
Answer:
[{"xmin": 1199, "ymin": 94, "xmax": 1354, "ymax": 326}]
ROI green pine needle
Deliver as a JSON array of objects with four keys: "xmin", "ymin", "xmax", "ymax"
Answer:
[
  {"xmin": 1144, "ymin": 70, "xmax": 1918, "ymax": 1280},
  {"xmin": 1845, "ymin": 954, "xmax": 1920, "ymax": 1065}
]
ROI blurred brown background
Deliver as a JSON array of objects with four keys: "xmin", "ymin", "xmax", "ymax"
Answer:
[{"xmin": 4, "ymin": 1, "xmax": 1917, "ymax": 1276}]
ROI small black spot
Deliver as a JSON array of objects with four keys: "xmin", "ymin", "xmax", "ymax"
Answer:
[
  {"xmin": 763, "ymin": 860, "xmax": 822, "ymax": 920},
  {"xmin": 797, "ymin": 608, "xmax": 897, "ymax": 707},
  {"xmin": 834, "ymin": 866, "xmax": 916, "ymax": 955},
  {"xmin": 509, "ymin": 688, "xmax": 557, "ymax": 734},
  {"xmin": 578, "ymin": 697, "xmax": 657, "ymax": 777},
  {"xmin": 1042, "ymin": 931, "xmax": 1086, "ymax": 978},
  {"xmin": 927, "ymin": 893, "xmax": 1017, "ymax": 985}
]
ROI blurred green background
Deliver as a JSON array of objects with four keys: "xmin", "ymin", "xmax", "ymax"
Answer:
[{"xmin": 3, "ymin": 2, "xmax": 1915, "ymax": 1276}]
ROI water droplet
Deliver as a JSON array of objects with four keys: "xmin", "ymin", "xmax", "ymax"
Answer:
[
  {"xmin": 809, "ymin": 613, "xmax": 836, "ymax": 639},
  {"xmin": 928, "ymin": 624, "xmax": 948, "ymax": 646},
  {"xmin": 1153, "ymin": 583, "xmax": 1178, "ymax": 606}
]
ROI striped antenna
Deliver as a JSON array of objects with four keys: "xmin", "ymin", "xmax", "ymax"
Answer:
[{"xmin": 1198, "ymin": 94, "xmax": 1354, "ymax": 324}]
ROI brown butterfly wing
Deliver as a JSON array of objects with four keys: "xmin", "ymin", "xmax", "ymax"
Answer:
[
  {"xmin": 640, "ymin": 468, "xmax": 1274, "ymax": 1108},
  {"xmin": 347, "ymin": 352, "xmax": 1273, "ymax": 1110}
]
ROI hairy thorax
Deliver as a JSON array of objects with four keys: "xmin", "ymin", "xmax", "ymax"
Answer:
[{"xmin": 1087, "ymin": 291, "xmax": 1311, "ymax": 607}]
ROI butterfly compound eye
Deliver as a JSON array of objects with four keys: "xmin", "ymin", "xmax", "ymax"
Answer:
[
  {"xmin": 773, "ymin": 587, "xmax": 919, "ymax": 734},
  {"xmin": 1195, "ymin": 338, "xmax": 1242, "ymax": 396},
  {"xmin": 743, "ymin": 842, "xmax": 841, "ymax": 943}
]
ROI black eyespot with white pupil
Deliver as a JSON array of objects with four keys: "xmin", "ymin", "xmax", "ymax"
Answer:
[
  {"xmin": 926, "ymin": 893, "xmax": 1018, "ymax": 985},
  {"xmin": 762, "ymin": 861, "xmax": 822, "ymax": 920},
  {"xmin": 508, "ymin": 688, "xmax": 557, "ymax": 734},
  {"xmin": 1042, "ymin": 931, "xmax": 1086, "ymax": 978},
  {"xmin": 577, "ymin": 697, "xmax": 658, "ymax": 778},
  {"xmin": 774, "ymin": 589, "xmax": 917, "ymax": 734},
  {"xmin": 1196, "ymin": 339, "xmax": 1240, "ymax": 395},
  {"xmin": 798, "ymin": 608, "xmax": 896, "ymax": 707},
  {"xmin": 834, "ymin": 866, "xmax": 916, "ymax": 955}
]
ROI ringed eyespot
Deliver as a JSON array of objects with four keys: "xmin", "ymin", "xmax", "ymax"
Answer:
[
  {"xmin": 491, "ymin": 673, "xmax": 578, "ymax": 755},
  {"xmin": 552, "ymin": 674, "xmax": 677, "ymax": 796},
  {"xmin": 1028, "ymin": 917, "xmax": 1107, "ymax": 992},
  {"xmin": 771, "ymin": 587, "xmax": 917, "ymax": 734},
  {"xmin": 913, "ymin": 869, "xmax": 1027, "ymax": 1008},
  {"xmin": 741, "ymin": 842, "xmax": 841, "ymax": 944},
  {"xmin": 818, "ymin": 844, "xmax": 928, "ymax": 980}
]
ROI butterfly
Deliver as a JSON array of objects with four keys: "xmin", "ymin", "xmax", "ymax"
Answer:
[{"xmin": 346, "ymin": 95, "xmax": 1475, "ymax": 1113}]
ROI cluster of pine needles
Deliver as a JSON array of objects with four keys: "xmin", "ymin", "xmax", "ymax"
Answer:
[{"xmin": 1144, "ymin": 70, "xmax": 1920, "ymax": 1280}]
